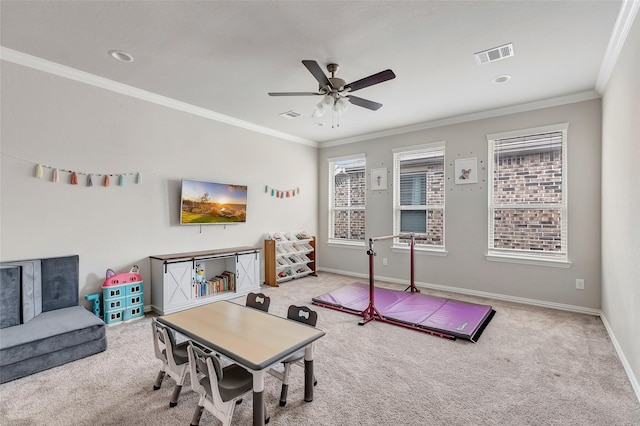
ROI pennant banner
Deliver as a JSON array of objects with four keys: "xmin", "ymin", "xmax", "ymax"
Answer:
[
  {"xmin": 34, "ymin": 162, "xmax": 142, "ymax": 187},
  {"xmin": 2, "ymin": 151, "xmax": 158, "ymax": 188},
  {"xmin": 265, "ymin": 185, "xmax": 301, "ymax": 199}
]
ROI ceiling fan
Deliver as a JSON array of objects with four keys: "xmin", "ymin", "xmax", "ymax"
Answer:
[{"xmin": 268, "ymin": 60, "xmax": 396, "ymax": 118}]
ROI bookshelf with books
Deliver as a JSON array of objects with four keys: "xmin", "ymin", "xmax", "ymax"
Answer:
[
  {"xmin": 150, "ymin": 246, "xmax": 260, "ymax": 315},
  {"xmin": 264, "ymin": 231, "xmax": 316, "ymax": 287}
]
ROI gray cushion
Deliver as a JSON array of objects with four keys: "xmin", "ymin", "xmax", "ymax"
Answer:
[
  {"xmin": 0, "ymin": 266, "xmax": 21, "ymax": 328},
  {"xmin": 41, "ymin": 256, "xmax": 79, "ymax": 312},
  {"xmin": 0, "ymin": 335, "xmax": 106, "ymax": 384},
  {"xmin": 3, "ymin": 260, "xmax": 42, "ymax": 323},
  {"xmin": 0, "ymin": 306, "xmax": 105, "ymax": 367}
]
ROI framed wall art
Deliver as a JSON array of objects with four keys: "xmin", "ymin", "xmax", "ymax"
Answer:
[
  {"xmin": 371, "ymin": 168, "xmax": 387, "ymax": 191},
  {"xmin": 455, "ymin": 158, "xmax": 477, "ymax": 184}
]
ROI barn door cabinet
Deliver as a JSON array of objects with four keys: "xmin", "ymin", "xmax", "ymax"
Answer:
[{"xmin": 150, "ymin": 246, "xmax": 260, "ymax": 315}]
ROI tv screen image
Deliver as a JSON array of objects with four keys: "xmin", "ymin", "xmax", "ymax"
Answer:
[{"xmin": 180, "ymin": 179, "xmax": 248, "ymax": 224}]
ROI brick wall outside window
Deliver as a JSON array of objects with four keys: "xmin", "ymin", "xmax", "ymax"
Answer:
[
  {"xmin": 493, "ymin": 150, "xmax": 563, "ymax": 252},
  {"xmin": 333, "ymin": 170, "xmax": 365, "ymax": 240}
]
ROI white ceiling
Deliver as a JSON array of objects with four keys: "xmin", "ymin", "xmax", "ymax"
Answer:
[{"xmin": 0, "ymin": 1, "xmax": 630, "ymax": 146}]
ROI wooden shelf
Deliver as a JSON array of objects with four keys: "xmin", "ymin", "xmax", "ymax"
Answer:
[{"xmin": 264, "ymin": 232, "xmax": 316, "ymax": 287}]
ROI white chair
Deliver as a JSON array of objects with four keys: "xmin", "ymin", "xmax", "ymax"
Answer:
[
  {"xmin": 151, "ymin": 318, "xmax": 190, "ymax": 407},
  {"xmin": 187, "ymin": 342, "xmax": 269, "ymax": 426},
  {"xmin": 269, "ymin": 305, "xmax": 318, "ymax": 407}
]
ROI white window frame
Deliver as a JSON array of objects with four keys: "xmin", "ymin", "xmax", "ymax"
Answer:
[
  {"xmin": 328, "ymin": 154, "xmax": 366, "ymax": 247},
  {"xmin": 486, "ymin": 123, "xmax": 570, "ymax": 267},
  {"xmin": 392, "ymin": 142, "xmax": 446, "ymax": 254}
]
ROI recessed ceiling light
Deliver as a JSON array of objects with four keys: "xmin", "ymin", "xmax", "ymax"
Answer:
[
  {"xmin": 108, "ymin": 50, "xmax": 134, "ymax": 63},
  {"xmin": 493, "ymin": 74, "xmax": 512, "ymax": 84}
]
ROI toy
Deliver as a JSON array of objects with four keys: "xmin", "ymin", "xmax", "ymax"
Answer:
[
  {"xmin": 102, "ymin": 265, "xmax": 144, "ymax": 325},
  {"xmin": 84, "ymin": 293, "xmax": 101, "ymax": 317},
  {"xmin": 195, "ymin": 264, "xmax": 205, "ymax": 283}
]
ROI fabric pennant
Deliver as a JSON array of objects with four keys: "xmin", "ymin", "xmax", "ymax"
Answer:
[
  {"xmin": 8, "ymin": 153, "xmax": 150, "ymax": 188},
  {"xmin": 266, "ymin": 184, "xmax": 301, "ymax": 199}
]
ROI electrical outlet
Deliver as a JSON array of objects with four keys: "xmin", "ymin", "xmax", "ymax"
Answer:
[
  {"xmin": 383, "ymin": 258, "xmax": 388, "ymax": 266},
  {"xmin": 576, "ymin": 279, "xmax": 585, "ymax": 290}
]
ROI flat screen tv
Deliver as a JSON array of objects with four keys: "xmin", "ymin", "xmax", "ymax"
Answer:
[{"xmin": 180, "ymin": 179, "xmax": 247, "ymax": 224}]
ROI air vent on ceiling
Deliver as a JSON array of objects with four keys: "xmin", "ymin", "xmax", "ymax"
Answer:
[
  {"xmin": 474, "ymin": 43, "xmax": 514, "ymax": 65},
  {"xmin": 279, "ymin": 110, "xmax": 302, "ymax": 119}
]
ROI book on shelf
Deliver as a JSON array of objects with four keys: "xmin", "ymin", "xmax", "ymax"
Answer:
[{"xmin": 193, "ymin": 270, "xmax": 236, "ymax": 298}]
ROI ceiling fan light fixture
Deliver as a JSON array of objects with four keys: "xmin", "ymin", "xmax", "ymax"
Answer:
[
  {"xmin": 321, "ymin": 95, "xmax": 334, "ymax": 107},
  {"xmin": 312, "ymin": 101, "xmax": 327, "ymax": 118},
  {"xmin": 336, "ymin": 97, "xmax": 350, "ymax": 113}
]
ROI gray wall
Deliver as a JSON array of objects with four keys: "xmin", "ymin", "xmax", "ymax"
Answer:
[
  {"xmin": 319, "ymin": 99, "xmax": 602, "ymax": 311},
  {"xmin": 601, "ymin": 13, "xmax": 640, "ymax": 399},
  {"xmin": 0, "ymin": 61, "xmax": 318, "ymax": 307}
]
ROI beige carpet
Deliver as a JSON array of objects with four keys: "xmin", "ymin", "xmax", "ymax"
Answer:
[{"xmin": 1, "ymin": 272, "xmax": 638, "ymax": 425}]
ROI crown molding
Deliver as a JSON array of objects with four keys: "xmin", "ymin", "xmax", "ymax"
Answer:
[
  {"xmin": 0, "ymin": 46, "xmax": 317, "ymax": 148},
  {"xmin": 595, "ymin": 0, "xmax": 640, "ymax": 94},
  {"xmin": 320, "ymin": 90, "xmax": 601, "ymax": 148}
]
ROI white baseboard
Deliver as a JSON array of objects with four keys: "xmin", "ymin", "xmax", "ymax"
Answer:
[
  {"xmin": 318, "ymin": 267, "xmax": 639, "ymax": 404},
  {"xmin": 600, "ymin": 313, "xmax": 640, "ymax": 404}
]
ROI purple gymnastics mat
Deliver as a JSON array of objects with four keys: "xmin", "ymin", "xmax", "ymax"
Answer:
[{"xmin": 312, "ymin": 282, "xmax": 495, "ymax": 342}]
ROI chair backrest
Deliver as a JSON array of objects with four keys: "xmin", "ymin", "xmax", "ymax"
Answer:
[
  {"xmin": 286, "ymin": 305, "xmax": 318, "ymax": 327},
  {"xmin": 152, "ymin": 319, "xmax": 182, "ymax": 370},
  {"xmin": 246, "ymin": 292, "xmax": 271, "ymax": 312},
  {"xmin": 151, "ymin": 318, "xmax": 167, "ymax": 363},
  {"xmin": 187, "ymin": 342, "xmax": 225, "ymax": 405}
]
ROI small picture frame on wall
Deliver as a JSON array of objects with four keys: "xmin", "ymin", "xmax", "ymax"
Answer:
[
  {"xmin": 455, "ymin": 158, "xmax": 477, "ymax": 184},
  {"xmin": 371, "ymin": 168, "xmax": 387, "ymax": 191}
]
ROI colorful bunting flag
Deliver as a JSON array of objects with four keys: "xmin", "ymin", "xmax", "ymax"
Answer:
[{"xmin": 265, "ymin": 185, "xmax": 301, "ymax": 199}]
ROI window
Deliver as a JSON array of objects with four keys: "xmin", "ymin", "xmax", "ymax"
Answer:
[
  {"xmin": 328, "ymin": 154, "xmax": 366, "ymax": 244},
  {"xmin": 393, "ymin": 143, "xmax": 446, "ymax": 250},
  {"xmin": 487, "ymin": 124, "xmax": 568, "ymax": 264}
]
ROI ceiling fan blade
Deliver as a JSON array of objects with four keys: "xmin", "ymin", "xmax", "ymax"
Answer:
[
  {"xmin": 347, "ymin": 95, "xmax": 383, "ymax": 111},
  {"xmin": 268, "ymin": 92, "xmax": 321, "ymax": 96},
  {"xmin": 344, "ymin": 69, "xmax": 396, "ymax": 92},
  {"xmin": 302, "ymin": 60, "xmax": 333, "ymax": 90}
]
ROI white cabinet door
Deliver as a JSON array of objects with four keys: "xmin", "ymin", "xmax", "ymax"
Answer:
[
  {"xmin": 164, "ymin": 261, "xmax": 193, "ymax": 310},
  {"xmin": 236, "ymin": 252, "xmax": 259, "ymax": 293}
]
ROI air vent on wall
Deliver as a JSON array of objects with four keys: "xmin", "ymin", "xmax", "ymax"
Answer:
[
  {"xmin": 279, "ymin": 110, "xmax": 302, "ymax": 119},
  {"xmin": 474, "ymin": 43, "xmax": 514, "ymax": 64}
]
